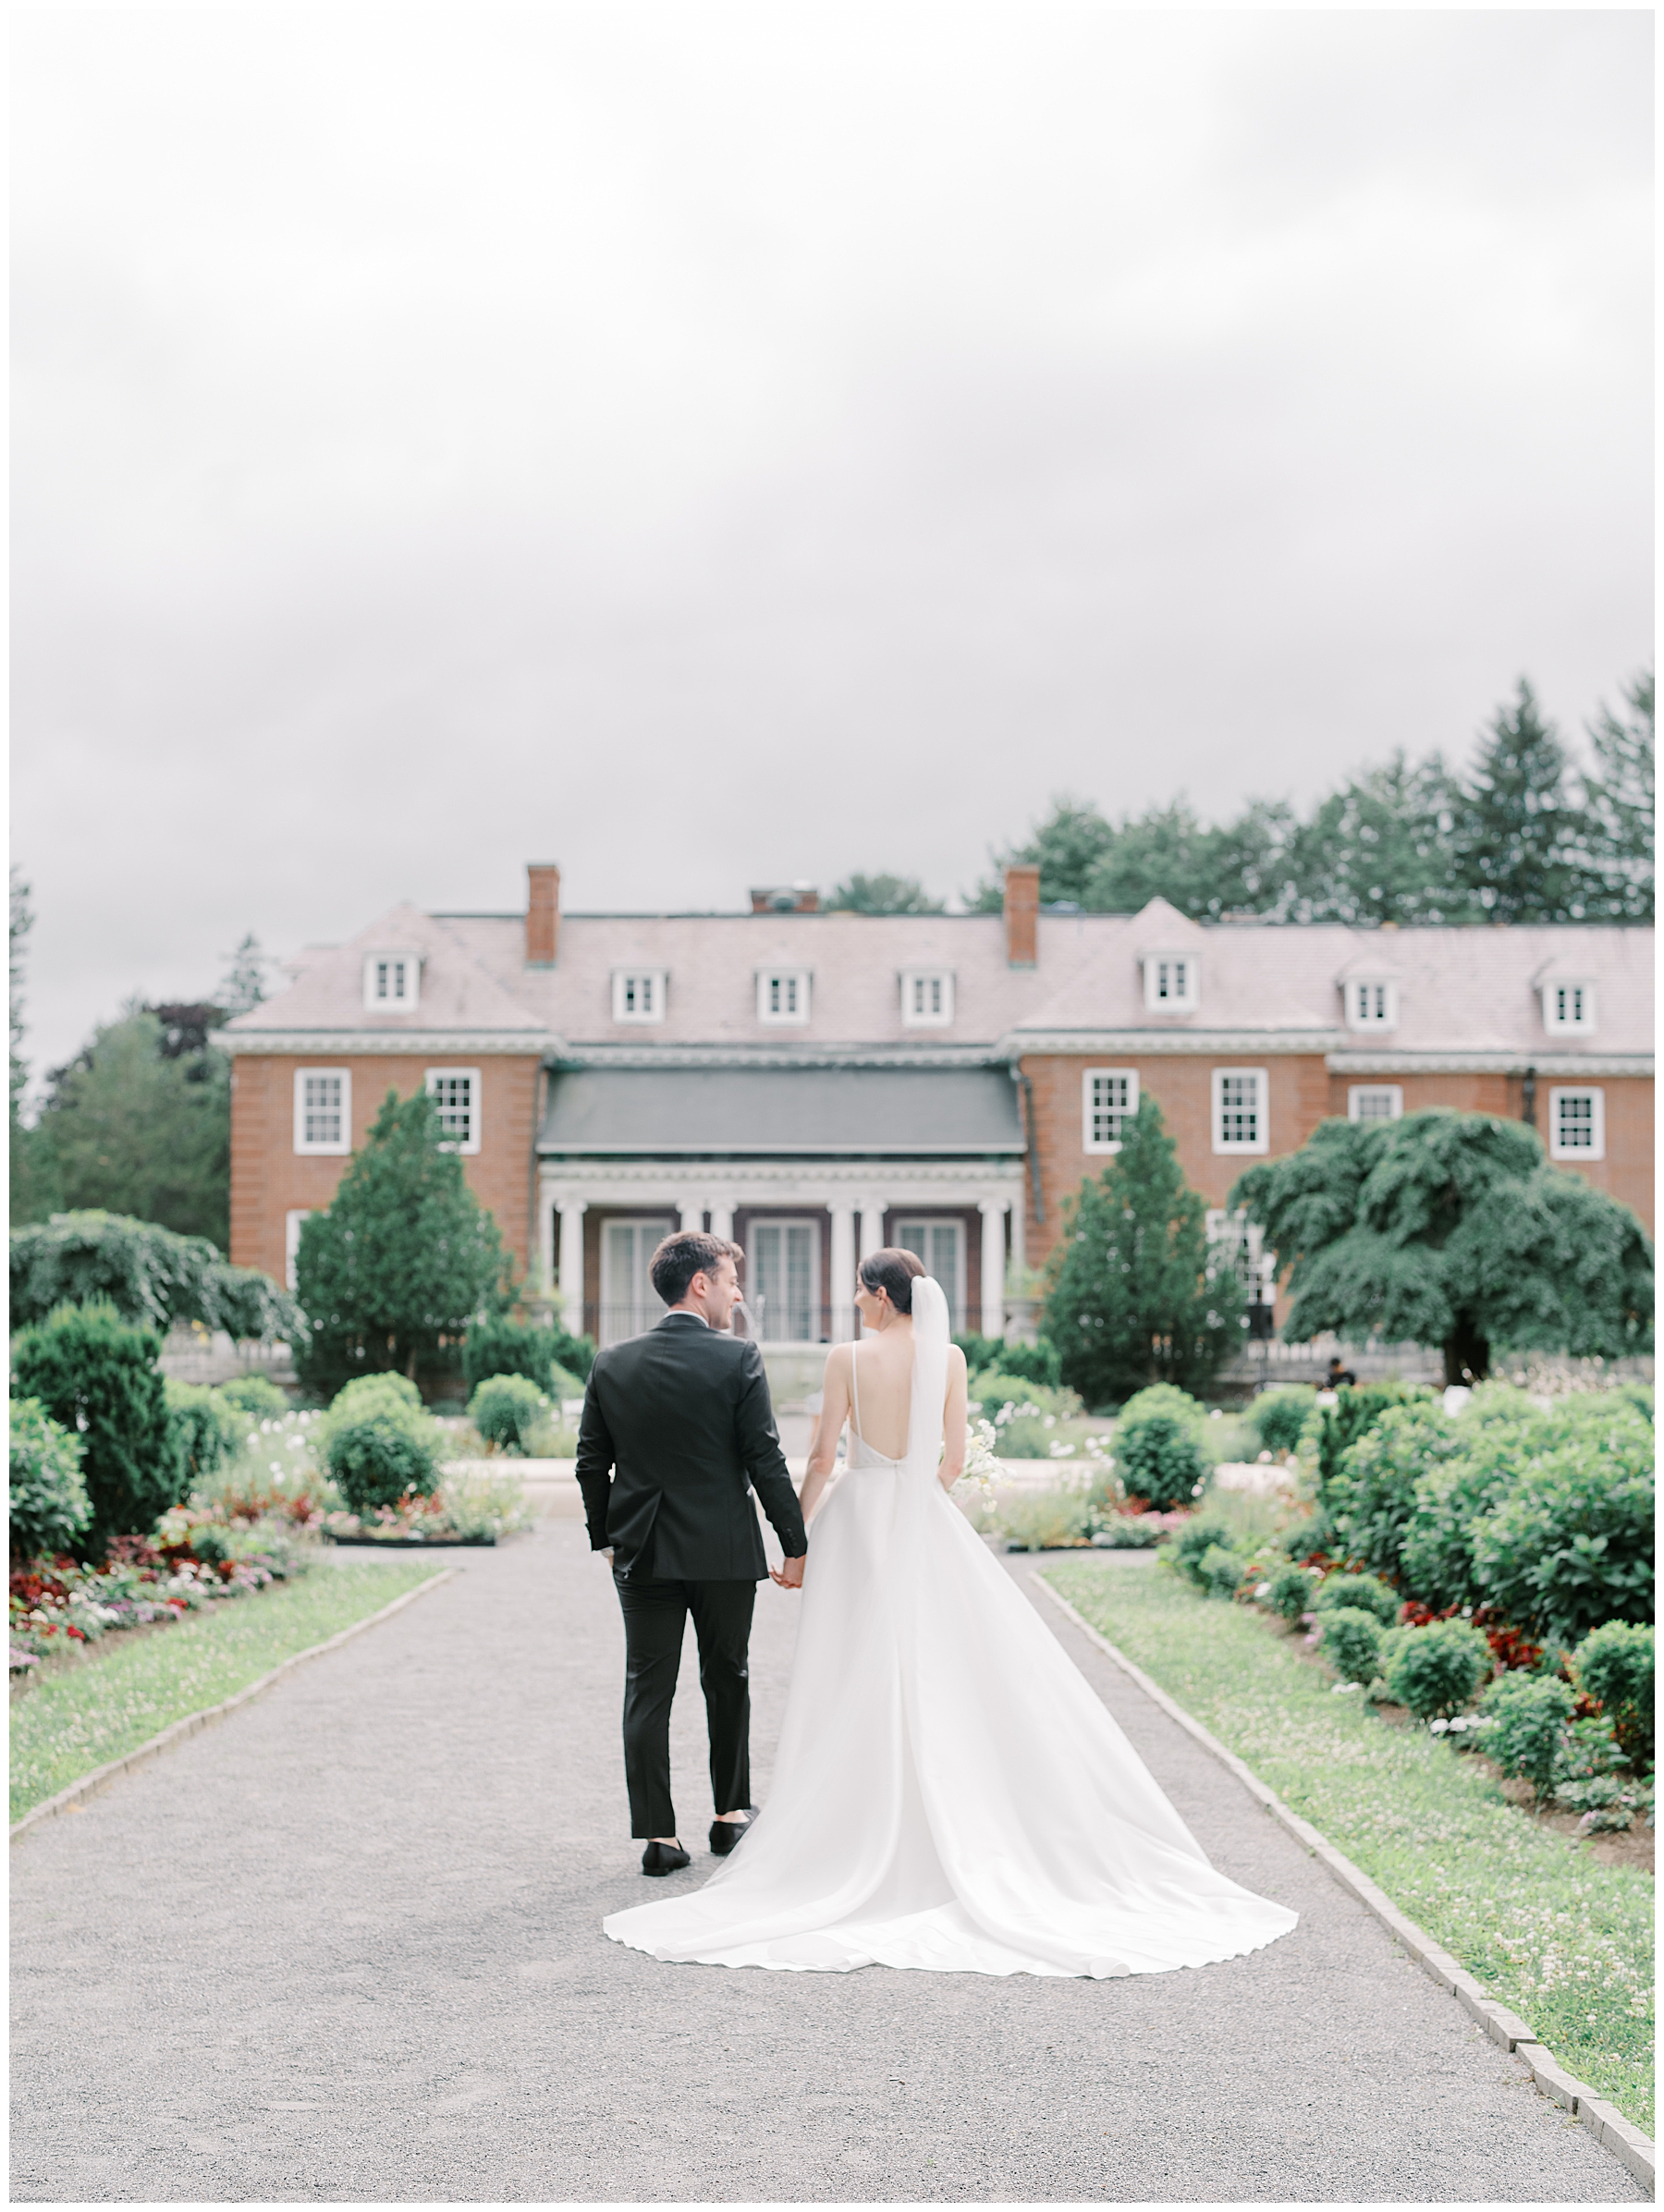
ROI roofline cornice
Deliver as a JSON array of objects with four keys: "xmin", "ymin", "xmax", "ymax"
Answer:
[
  {"xmin": 220, "ymin": 1030, "xmax": 559, "ymax": 1057},
  {"xmin": 1326, "ymin": 1050, "xmax": 1654, "ymax": 1077},
  {"xmin": 548, "ymin": 1042, "xmax": 1004, "ymax": 1071},
  {"xmin": 534, "ymin": 1141, "xmax": 1027, "ymax": 1159},
  {"xmin": 1004, "ymin": 1028, "xmax": 1348, "ymax": 1057}
]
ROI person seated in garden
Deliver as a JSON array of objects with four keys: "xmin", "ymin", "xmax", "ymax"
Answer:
[{"xmin": 1321, "ymin": 1356, "xmax": 1357, "ymax": 1390}]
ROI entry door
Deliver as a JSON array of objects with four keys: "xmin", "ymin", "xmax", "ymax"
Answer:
[
  {"xmin": 749, "ymin": 1218, "xmax": 820, "ymax": 1342},
  {"xmin": 894, "ymin": 1218, "xmax": 966, "ymax": 1334},
  {"xmin": 599, "ymin": 1217, "xmax": 676, "ymax": 1345}
]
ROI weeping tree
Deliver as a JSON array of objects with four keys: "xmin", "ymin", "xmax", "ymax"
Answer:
[{"xmin": 1231, "ymin": 1109, "xmax": 1654, "ymax": 1385}]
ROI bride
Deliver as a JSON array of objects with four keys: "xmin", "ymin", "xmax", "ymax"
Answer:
[{"xmin": 604, "ymin": 1249, "xmax": 1298, "ymax": 1977}]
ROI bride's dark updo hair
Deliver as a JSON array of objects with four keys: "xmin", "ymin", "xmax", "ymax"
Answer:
[{"xmin": 859, "ymin": 1247, "xmax": 926, "ymax": 1314}]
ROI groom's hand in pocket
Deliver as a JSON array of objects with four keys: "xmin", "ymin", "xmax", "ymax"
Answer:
[{"xmin": 770, "ymin": 1551, "xmax": 806, "ymax": 1590}]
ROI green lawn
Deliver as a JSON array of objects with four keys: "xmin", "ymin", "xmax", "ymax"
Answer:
[
  {"xmin": 1045, "ymin": 1557, "xmax": 1655, "ymax": 2135},
  {"xmin": 10, "ymin": 1560, "xmax": 445, "ymax": 1824}
]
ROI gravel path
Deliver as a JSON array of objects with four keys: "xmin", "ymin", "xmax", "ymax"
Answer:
[{"xmin": 10, "ymin": 1520, "xmax": 1644, "ymax": 2203}]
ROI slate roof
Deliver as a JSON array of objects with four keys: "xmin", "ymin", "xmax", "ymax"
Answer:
[{"xmin": 538, "ymin": 1066, "xmax": 1025, "ymax": 1155}]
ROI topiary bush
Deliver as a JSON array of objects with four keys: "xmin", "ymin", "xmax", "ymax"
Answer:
[
  {"xmin": 1384, "ymin": 1618, "xmax": 1492, "ymax": 1721},
  {"xmin": 1320, "ymin": 1607, "xmax": 1384, "ymax": 1686},
  {"xmin": 214, "ymin": 1373, "xmax": 289, "ymax": 1420},
  {"xmin": 11, "ymin": 1300, "xmax": 184, "ymax": 1558},
  {"xmin": 1314, "ymin": 1573, "xmax": 1400, "ymax": 1627},
  {"xmin": 1249, "ymin": 1387, "xmax": 1314, "ymax": 1459},
  {"xmin": 1265, "ymin": 1563, "xmax": 1317, "ymax": 1622},
  {"xmin": 468, "ymin": 1373, "xmax": 550, "ymax": 1457},
  {"xmin": 1467, "ymin": 1415, "xmax": 1654, "ymax": 1640},
  {"xmin": 1117, "ymin": 1414, "xmax": 1208, "ymax": 1510},
  {"xmin": 1479, "ymin": 1671, "xmax": 1576, "ymax": 1794},
  {"xmin": 321, "ymin": 1374, "xmax": 442, "ymax": 1513},
  {"xmin": 164, "ymin": 1380, "xmax": 244, "ymax": 1486},
  {"xmin": 8, "ymin": 1397, "xmax": 91, "ymax": 1560},
  {"xmin": 1117, "ymin": 1383, "xmax": 1207, "ymax": 1435},
  {"xmin": 1572, "ymin": 1621, "xmax": 1654, "ymax": 1766}
]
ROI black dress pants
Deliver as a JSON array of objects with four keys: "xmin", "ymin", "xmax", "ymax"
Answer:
[{"xmin": 615, "ymin": 1572, "xmax": 756, "ymax": 1839}]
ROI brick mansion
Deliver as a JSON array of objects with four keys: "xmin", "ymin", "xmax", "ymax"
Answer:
[{"xmin": 224, "ymin": 865, "xmax": 1654, "ymax": 1348}]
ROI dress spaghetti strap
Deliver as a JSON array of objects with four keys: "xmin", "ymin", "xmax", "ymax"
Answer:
[{"xmin": 848, "ymin": 1341, "xmax": 862, "ymax": 1443}]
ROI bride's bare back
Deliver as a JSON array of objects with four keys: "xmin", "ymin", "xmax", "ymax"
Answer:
[{"xmin": 797, "ymin": 1291, "xmax": 967, "ymax": 1529}]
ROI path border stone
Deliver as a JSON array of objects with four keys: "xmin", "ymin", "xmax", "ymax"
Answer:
[
  {"xmin": 1034, "ymin": 1573, "xmax": 1657, "ymax": 2194},
  {"xmin": 9, "ymin": 1565, "xmax": 457, "ymax": 1846}
]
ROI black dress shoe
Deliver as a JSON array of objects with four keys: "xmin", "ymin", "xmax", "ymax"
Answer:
[
  {"xmin": 709, "ymin": 1806, "xmax": 759, "ymax": 1856},
  {"xmin": 641, "ymin": 1839, "xmax": 691, "ymax": 1876}
]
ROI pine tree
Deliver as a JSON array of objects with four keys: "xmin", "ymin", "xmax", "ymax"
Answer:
[
  {"xmin": 1581, "ymin": 669, "xmax": 1654, "ymax": 921},
  {"xmin": 970, "ymin": 797, "xmax": 1116, "ymax": 910},
  {"xmin": 1454, "ymin": 678, "xmax": 1590, "ymax": 921},
  {"xmin": 216, "ymin": 932, "xmax": 271, "ymax": 1016},
  {"xmin": 1285, "ymin": 752, "xmax": 1471, "ymax": 923},
  {"xmin": 825, "ymin": 874, "xmax": 945, "ymax": 914},
  {"xmin": 1042, "ymin": 1097, "xmax": 1245, "ymax": 1405}
]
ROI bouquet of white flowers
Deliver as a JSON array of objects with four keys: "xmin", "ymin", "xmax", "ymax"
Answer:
[{"xmin": 951, "ymin": 1416, "xmax": 1004, "ymax": 1512}]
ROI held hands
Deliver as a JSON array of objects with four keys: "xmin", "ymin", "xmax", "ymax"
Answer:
[{"xmin": 770, "ymin": 1552, "xmax": 806, "ymax": 1591}]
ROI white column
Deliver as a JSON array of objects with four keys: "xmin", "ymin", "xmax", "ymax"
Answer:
[
  {"xmin": 708, "ymin": 1200, "xmax": 735, "ymax": 1241},
  {"xmin": 979, "ymin": 1198, "xmax": 1008, "ymax": 1338},
  {"xmin": 678, "ymin": 1198, "xmax": 704, "ymax": 1232},
  {"xmin": 538, "ymin": 1186, "xmax": 556, "ymax": 1300},
  {"xmin": 829, "ymin": 1203, "xmax": 857, "ymax": 1342},
  {"xmin": 557, "ymin": 1199, "xmax": 586, "ymax": 1337},
  {"xmin": 858, "ymin": 1198, "xmax": 887, "ymax": 1264},
  {"xmin": 1009, "ymin": 1184, "xmax": 1027, "ymax": 1280}
]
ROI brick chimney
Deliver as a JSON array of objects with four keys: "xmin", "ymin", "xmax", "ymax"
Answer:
[
  {"xmin": 526, "ymin": 862, "xmax": 560, "ymax": 967},
  {"xmin": 1004, "ymin": 864, "xmax": 1039, "ymax": 968}
]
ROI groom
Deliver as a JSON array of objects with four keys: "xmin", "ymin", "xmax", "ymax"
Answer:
[{"xmin": 574, "ymin": 1231, "xmax": 808, "ymax": 1876}]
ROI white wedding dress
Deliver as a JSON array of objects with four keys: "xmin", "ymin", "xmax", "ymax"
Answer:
[{"xmin": 603, "ymin": 1279, "xmax": 1297, "ymax": 1978}]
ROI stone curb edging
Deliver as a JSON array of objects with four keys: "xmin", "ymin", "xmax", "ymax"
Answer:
[
  {"xmin": 1033, "ymin": 1574, "xmax": 1657, "ymax": 2195},
  {"xmin": 9, "ymin": 1566, "xmax": 458, "ymax": 1845}
]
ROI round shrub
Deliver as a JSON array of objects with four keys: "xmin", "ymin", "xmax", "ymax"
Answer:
[
  {"xmin": 1327, "ymin": 1402, "xmax": 1463, "ymax": 1583},
  {"xmin": 1319, "ymin": 1607, "xmax": 1384, "ymax": 1686},
  {"xmin": 1479, "ymin": 1672, "xmax": 1576, "ymax": 1793},
  {"xmin": 164, "ymin": 1380, "xmax": 243, "ymax": 1485},
  {"xmin": 1117, "ymin": 1383, "xmax": 1207, "ymax": 1433},
  {"xmin": 8, "ymin": 1397, "xmax": 91, "ymax": 1560},
  {"xmin": 10, "ymin": 1299, "xmax": 183, "ymax": 1558},
  {"xmin": 468, "ymin": 1374, "xmax": 549, "ymax": 1457},
  {"xmin": 214, "ymin": 1374, "xmax": 288, "ymax": 1420},
  {"xmin": 1117, "ymin": 1415, "xmax": 1207, "ymax": 1510},
  {"xmin": 324, "ymin": 1407, "xmax": 441, "ymax": 1514},
  {"xmin": 1384, "ymin": 1619, "xmax": 1492, "ymax": 1720},
  {"xmin": 1265, "ymin": 1564, "xmax": 1316, "ymax": 1622},
  {"xmin": 331, "ymin": 1372, "xmax": 423, "ymax": 1417},
  {"xmin": 1467, "ymin": 1416, "xmax": 1654, "ymax": 1640},
  {"xmin": 1196, "ymin": 1543, "xmax": 1244, "ymax": 1600},
  {"xmin": 462, "ymin": 1314, "xmax": 595, "ymax": 1392},
  {"xmin": 1166, "ymin": 1515, "xmax": 1238, "ymax": 1588},
  {"xmin": 1250, "ymin": 1387, "xmax": 1314, "ymax": 1459},
  {"xmin": 1572, "ymin": 1621, "xmax": 1654, "ymax": 1766},
  {"xmin": 1314, "ymin": 1573, "xmax": 1399, "ymax": 1627}
]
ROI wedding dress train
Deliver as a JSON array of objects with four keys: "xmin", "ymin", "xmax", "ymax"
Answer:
[{"xmin": 603, "ymin": 1279, "xmax": 1298, "ymax": 1977}]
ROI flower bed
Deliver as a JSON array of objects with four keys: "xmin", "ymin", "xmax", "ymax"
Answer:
[{"xmin": 321, "ymin": 1465, "xmax": 532, "ymax": 1547}]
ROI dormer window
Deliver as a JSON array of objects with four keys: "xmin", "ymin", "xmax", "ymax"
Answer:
[
  {"xmin": 900, "ymin": 970, "xmax": 954, "ymax": 1027},
  {"xmin": 612, "ymin": 970, "xmax": 666, "ymax": 1023},
  {"xmin": 1543, "ymin": 981, "xmax": 1597, "ymax": 1034},
  {"xmin": 1346, "ymin": 978, "xmax": 1398, "ymax": 1030},
  {"xmin": 1143, "ymin": 953, "xmax": 1198, "ymax": 1012},
  {"xmin": 757, "ymin": 969, "xmax": 810, "ymax": 1024},
  {"xmin": 363, "ymin": 953, "xmax": 420, "ymax": 1012}
]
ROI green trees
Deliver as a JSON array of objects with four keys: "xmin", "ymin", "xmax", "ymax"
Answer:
[
  {"xmin": 11, "ymin": 1302, "xmax": 184, "ymax": 1558},
  {"xmin": 10, "ymin": 1211, "xmax": 301, "ymax": 1342},
  {"xmin": 1044, "ymin": 1097, "xmax": 1244, "ymax": 1405},
  {"xmin": 296, "ymin": 1088, "xmax": 512, "ymax": 1395},
  {"xmin": 1231, "ymin": 1109, "xmax": 1653, "ymax": 1384},
  {"xmin": 1455, "ymin": 678, "xmax": 1588, "ymax": 922},
  {"xmin": 1583, "ymin": 672, "xmax": 1655, "ymax": 921},
  {"xmin": 825, "ymin": 874, "xmax": 945, "ymax": 913}
]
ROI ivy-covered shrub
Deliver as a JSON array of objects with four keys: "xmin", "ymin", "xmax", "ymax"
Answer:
[
  {"xmin": 10, "ymin": 1210, "xmax": 302, "ymax": 1342},
  {"xmin": 1117, "ymin": 1414, "xmax": 1207, "ymax": 1510},
  {"xmin": 164, "ymin": 1380, "xmax": 243, "ymax": 1485},
  {"xmin": 1326, "ymin": 1401, "xmax": 1464, "ymax": 1581},
  {"xmin": 1384, "ymin": 1619, "xmax": 1491, "ymax": 1720},
  {"xmin": 11, "ymin": 1300, "xmax": 184, "ymax": 1557},
  {"xmin": 215, "ymin": 1374, "xmax": 289, "ymax": 1420},
  {"xmin": 461, "ymin": 1314, "xmax": 595, "ymax": 1394},
  {"xmin": 1314, "ymin": 1572, "xmax": 1399, "ymax": 1627},
  {"xmin": 1320, "ymin": 1607, "xmax": 1384, "ymax": 1686},
  {"xmin": 1195, "ymin": 1543, "xmax": 1244, "ymax": 1600},
  {"xmin": 1466, "ymin": 1416, "xmax": 1654, "ymax": 1640},
  {"xmin": 321, "ymin": 1374, "xmax": 442, "ymax": 1513},
  {"xmin": 1572, "ymin": 1621, "xmax": 1655, "ymax": 1766},
  {"xmin": 1479, "ymin": 1672, "xmax": 1576, "ymax": 1794},
  {"xmin": 1264, "ymin": 1564, "xmax": 1316, "ymax": 1622},
  {"xmin": 1248, "ymin": 1387, "xmax": 1314, "ymax": 1458},
  {"xmin": 468, "ymin": 1374, "xmax": 550, "ymax": 1457},
  {"xmin": 8, "ymin": 1397, "xmax": 91, "ymax": 1560}
]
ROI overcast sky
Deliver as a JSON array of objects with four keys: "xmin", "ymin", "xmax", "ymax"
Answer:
[{"xmin": 12, "ymin": 5, "xmax": 1653, "ymax": 1082}]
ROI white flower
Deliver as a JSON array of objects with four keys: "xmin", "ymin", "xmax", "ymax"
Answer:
[
  {"xmin": 1331, "ymin": 1680, "xmax": 1362, "ymax": 1694},
  {"xmin": 1254, "ymin": 1583, "xmax": 1272, "ymax": 1599}
]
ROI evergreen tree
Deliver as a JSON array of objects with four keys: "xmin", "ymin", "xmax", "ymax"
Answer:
[
  {"xmin": 971, "ymin": 797, "xmax": 1116, "ymax": 910},
  {"xmin": 1285, "ymin": 752, "xmax": 1471, "ymax": 924},
  {"xmin": 8, "ymin": 870, "xmax": 59, "ymax": 1225},
  {"xmin": 295, "ymin": 1087, "xmax": 512, "ymax": 1394},
  {"xmin": 1042, "ymin": 1097, "xmax": 1246, "ymax": 1405},
  {"xmin": 826, "ymin": 874, "xmax": 945, "ymax": 914},
  {"xmin": 1231, "ymin": 1109, "xmax": 1653, "ymax": 1386},
  {"xmin": 1453, "ymin": 678, "xmax": 1590, "ymax": 921},
  {"xmin": 11, "ymin": 1301, "xmax": 184, "ymax": 1558},
  {"xmin": 1581, "ymin": 669, "xmax": 1654, "ymax": 921},
  {"xmin": 216, "ymin": 932, "xmax": 272, "ymax": 1014}
]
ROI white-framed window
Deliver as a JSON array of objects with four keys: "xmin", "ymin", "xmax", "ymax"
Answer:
[
  {"xmin": 612, "ymin": 970, "xmax": 666, "ymax": 1023},
  {"xmin": 1543, "ymin": 981, "xmax": 1597, "ymax": 1034},
  {"xmin": 362, "ymin": 954, "xmax": 420, "ymax": 1012},
  {"xmin": 599, "ymin": 1216, "xmax": 677, "ymax": 1346},
  {"xmin": 1549, "ymin": 1087, "xmax": 1605, "ymax": 1161},
  {"xmin": 1212, "ymin": 1067, "xmax": 1268, "ymax": 1154},
  {"xmin": 285, "ymin": 1209, "xmax": 312, "ymax": 1292},
  {"xmin": 1143, "ymin": 953, "xmax": 1198, "ymax": 1012},
  {"xmin": 293, "ymin": 1069, "xmax": 351, "ymax": 1155},
  {"xmin": 756, "ymin": 969, "xmax": 811, "ymax": 1024},
  {"xmin": 1205, "ymin": 1206, "xmax": 1276, "ymax": 1305},
  {"xmin": 424, "ymin": 1068, "xmax": 482, "ymax": 1155},
  {"xmin": 893, "ymin": 1217, "xmax": 967, "ymax": 1334},
  {"xmin": 1348, "ymin": 1084, "xmax": 1404, "ymax": 1123},
  {"xmin": 1083, "ymin": 1068, "xmax": 1139, "ymax": 1153},
  {"xmin": 1346, "ymin": 979, "xmax": 1398, "ymax": 1030},
  {"xmin": 899, "ymin": 970, "xmax": 954, "ymax": 1027},
  {"xmin": 748, "ymin": 1216, "xmax": 822, "ymax": 1340}
]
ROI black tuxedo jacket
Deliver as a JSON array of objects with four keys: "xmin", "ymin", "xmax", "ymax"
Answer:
[{"xmin": 574, "ymin": 1313, "xmax": 807, "ymax": 1583}]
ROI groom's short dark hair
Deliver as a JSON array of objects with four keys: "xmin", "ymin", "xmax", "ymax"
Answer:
[{"xmin": 650, "ymin": 1231, "xmax": 742, "ymax": 1307}]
